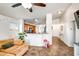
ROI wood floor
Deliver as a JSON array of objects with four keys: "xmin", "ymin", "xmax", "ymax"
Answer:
[{"xmin": 24, "ymin": 37, "xmax": 74, "ymax": 56}]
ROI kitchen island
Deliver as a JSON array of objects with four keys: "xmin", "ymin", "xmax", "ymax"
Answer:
[{"xmin": 25, "ymin": 33, "xmax": 52, "ymax": 46}]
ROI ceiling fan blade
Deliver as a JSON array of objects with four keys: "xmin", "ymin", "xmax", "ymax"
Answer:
[
  {"xmin": 12, "ymin": 3, "xmax": 22, "ymax": 8},
  {"xmin": 33, "ymin": 3, "xmax": 46, "ymax": 7},
  {"xmin": 29, "ymin": 7, "xmax": 33, "ymax": 12}
]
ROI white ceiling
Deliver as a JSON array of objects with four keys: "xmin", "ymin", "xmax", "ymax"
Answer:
[{"xmin": 0, "ymin": 3, "xmax": 71, "ymax": 24}]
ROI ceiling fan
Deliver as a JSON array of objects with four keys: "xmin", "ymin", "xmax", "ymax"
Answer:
[{"xmin": 11, "ymin": 3, "xmax": 46, "ymax": 12}]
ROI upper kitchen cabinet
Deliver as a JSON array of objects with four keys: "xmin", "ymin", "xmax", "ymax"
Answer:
[{"xmin": 24, "ymin": 23, "xmax": 36, "ymax": 33}]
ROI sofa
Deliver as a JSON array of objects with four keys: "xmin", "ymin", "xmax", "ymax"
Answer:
[{"xmin": 0, "ymin": 39, "xmax": 29, "ymax": 56}]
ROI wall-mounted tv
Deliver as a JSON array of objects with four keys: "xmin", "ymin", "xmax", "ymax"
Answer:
[{"xmin": 74, "ymin": 10, "xmax": 79, "ymax": 29}]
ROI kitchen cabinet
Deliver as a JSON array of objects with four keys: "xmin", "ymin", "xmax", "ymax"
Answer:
[{"xmin": 24, "ymin": 23, "xmax": 36, "ymax": 33}]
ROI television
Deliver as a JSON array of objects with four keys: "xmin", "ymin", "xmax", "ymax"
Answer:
[{"xmin": 74, "ymin": 10, "xmax": 79, "ymax": 29}]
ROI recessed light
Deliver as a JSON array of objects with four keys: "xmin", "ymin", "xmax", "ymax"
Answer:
[
  {"xmin": 34, "ymin": 18, "xmax": 39, "ymax": 23},
  {"xmin": 57, "ymin": 10, "xmax": 62, "ymax": 14}
]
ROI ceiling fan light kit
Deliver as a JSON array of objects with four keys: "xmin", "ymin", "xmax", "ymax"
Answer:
[
  {"xmin": 11, "ymin": 3, "xmax": 46, "ymax": 12},
  {"xmin": 22, "ymin": 3, "xmax": 32, "ymax": 9}
]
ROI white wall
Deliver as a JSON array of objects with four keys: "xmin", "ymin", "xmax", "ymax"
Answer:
[
  {"xmin": 52, "ymin": 24, "xmax": 64, "ymax": 37},
  {"xmin": 68, "ymin": 4, "xmax": 79, "ymax": 43},
  {"xmin": 61, "ymin": 4, "xmax": 79, "ymax": 47},
  {"xmin": 46, "ymin": 13, "xmax": 53, "ymax": 34},
  {"xmin": 19, "ymin": 19, "xmax": 24, "ymax": 32},
  {"xmin": 0, "ymin": 14, "xmax": 19, "ymax": 39},
  {"xmin": 64, "ymin": 22, "xmax": 75, "ymax": 47}
]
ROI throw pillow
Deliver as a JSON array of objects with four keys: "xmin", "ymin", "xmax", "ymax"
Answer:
[{"xmin": 2, "ymin": 43, "xmax": 14, "ymax": 49}]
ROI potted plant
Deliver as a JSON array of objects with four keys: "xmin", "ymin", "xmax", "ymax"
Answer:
[{"xmin": 18, "ymin": 32, "xmax": 26, "ymax": 42}]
